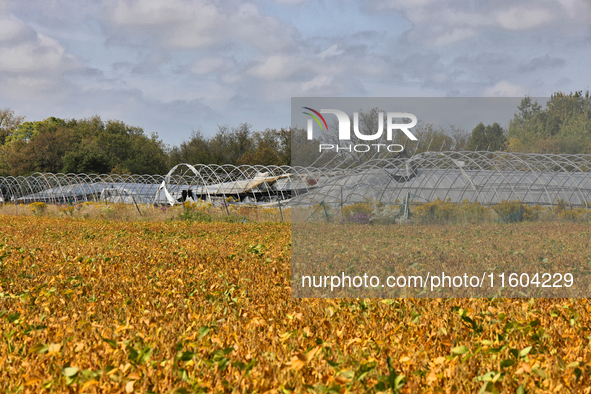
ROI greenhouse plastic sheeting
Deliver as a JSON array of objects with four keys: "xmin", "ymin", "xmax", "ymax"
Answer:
[{"xmin": 1, "ymin": 151, "xmax": 590, "ymax": 207}]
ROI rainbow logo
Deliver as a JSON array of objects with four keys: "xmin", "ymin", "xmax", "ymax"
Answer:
[{"xmin": 302, "ymin": 107, "xmax": 328, "ymax": 132}]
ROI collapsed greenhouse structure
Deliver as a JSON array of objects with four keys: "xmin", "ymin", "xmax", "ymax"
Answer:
[{"xmin": 1, "ymin": 151, "xmax": 591, "ymax": 209}]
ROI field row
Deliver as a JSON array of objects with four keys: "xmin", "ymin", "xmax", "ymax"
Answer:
[{"xmin": 1, "ymin": 216, "xmax": 590, "ymax": 392}]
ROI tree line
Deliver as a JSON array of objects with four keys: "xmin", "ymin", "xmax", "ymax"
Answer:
[
  {"xmin": 1, "ymin": 91, "xmax": 589, "ymax": 176},
  {"xmin": 464, "ymin": 91, "xmax": 591, "ymax": 154},
  {"xmin": 0, "ymin": 114, "xmax": 294, "ymax": 176},
  {"xmin": 507, "ymin": 92, "xmax": 591, "ymax": 154}
]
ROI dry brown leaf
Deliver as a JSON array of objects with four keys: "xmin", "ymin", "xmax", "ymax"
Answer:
[
  {"xmin": 24, "ymin": 374, "xmax": 43, "ymax": 386},
  {"xmin": 427, "ymin": 370, "xmax": 438, "ymax": 384},
  {"xmin": 79, "ymin": 379, "xmax": 98, "ymax": 393},
  {"xmin": 125, "ymin": 380, "xmax": 135, "ymax": 393},
  {"xmin": 334, "ymin": 374, "xmax": 351, "ymax": 384},
  {"xmin": 47, "ymin": 343, "xmax": 61, "ymax": 355},
  {"xmin": 290, "ymin": 354, "xmax": 306, "ymax": 371},
  {"xmin": 128, "ymin": 372, "xmax": 141, "ymax": 380}
]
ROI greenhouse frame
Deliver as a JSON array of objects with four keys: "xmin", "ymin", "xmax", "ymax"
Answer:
[{"xmin": 1, "ymin": 151, "xmax": 591, "ymax": 208}]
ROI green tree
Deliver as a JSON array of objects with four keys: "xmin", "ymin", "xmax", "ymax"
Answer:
[
  {"xmin": 0, "ymin": 108, "xmax": 25, "ymax": 145},
  {"xmin": 207, "ymin": 123, "xmax": 254, "ymax": 165},
  {"xmin": 62, "ymin": 143, "xmax": 112, "ymax": 174},
  {"xmin": 1, "ymin": 115, "xmax": 168, "ymax": 176},
  {"xmin": 291, "ymin": 127, "xmax": 323, "ymax": 167},
  {"xmin": 168, "ymin": 126, "xmax": 294, "ymax": 167},
  {"xmin": 124, "ymin": 132, "xmax": 168, "ymax": 174},
  {"xmin": 238, "ymin": 129, "xmax": 282, "ymax": 166},
  {"xmin": 412, "ymin": 123, "xmax": 467, "ymax": 154},
  {"xmin": 467, "ymin": 122, "xmax": 506, "ymax": 151},
  {"xmin": 2, "ymin": 117, "xmax": 75, "ymax": 175},
  {"xmin": 508, "ymin": 91, "xmax": 591, "ymax": 153},
  {"xmin": 274, "ymin": 127, "xmax": 292, "ymax": 165},
  {"xmin": 168, "ymin": 130, "xmax": 213, "ymax": 166}
]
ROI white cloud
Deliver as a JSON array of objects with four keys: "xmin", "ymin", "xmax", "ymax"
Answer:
[
  {"xmin": 1, "ymin": 75, "xmax": 70, "ymax": 100},
  {"xmin": 484, "ymin": 81, "xmax": 527, "ymax": 97},
  {"xmin": 0, "ymin": 0, "xmax": 9, "ymax": 13},
  {"xmin": 0, "ymin": 32, "xmax": 77, "ymax": 73},
  {"xmin": 273, "ymin": 0, "xmax": 307, "ymax": 4},
  {"xmin": 0, "ymin": 15, "xmax": 33, "ymax": 43},
  {"xmin": 370, "ymin": 0, "xmax": 591, "ymax": 45},
  {"xmin": 245, "ymin": 47, "xmax": 373, "ymax": 91},
  {"xmin": 105, "ymin": 0, "xmax": 298, "ymax": 51},
  {"xmin": 190, "ymin": 57, "xmax": 228, "ymax": 75},
  {"xmin": 318, "ymin": 44, "xmax": 344, "ymax": 59},
  {"xmin": 301, "ymin": 75, "xmax": 334, "ymax": 93},
  {"xmin": 555, "ymin": 0, "xmax": 591, "ymax": 17},
  {"xmin": 108, "ymin": 0, "xmax": 220, "ymax": 47},
  {"xmin": 247, "ymin": 55, "xmax": 300, "ymax": 80},
  {"xmin": 250, "ymin": 75, "xmax": 353, "ymax": 101},
  {"xmin": 432, "ymin": 28, "xmax": 477, "ymax": 46},
  {"xmin": 0, "ymin": 15, "xmax": 78, "ymax": 74},
  {"xmin": 496, "ymin": 7, "xmax": 553, "ymax": 30}
]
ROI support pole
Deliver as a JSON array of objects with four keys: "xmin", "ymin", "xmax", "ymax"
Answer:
[
  {"xmin": 322, "ymin": 201, "xmax": 330, "ymax": 223},
  {"xmin": 278, "ymin": 199, "xmax": 284, "ymax": 222},
  {"xmin": 340, "ymin": 187, "xmax": 344, "ymax": 221},
  {"xmin": 131, "ymin": 195, "xmax": 142, "ymax": 217}
]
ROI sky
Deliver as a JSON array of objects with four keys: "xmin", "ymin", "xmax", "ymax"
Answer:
[{"xmin": 0, "ymin": 0, "xmax": 590, "ymax": 147}]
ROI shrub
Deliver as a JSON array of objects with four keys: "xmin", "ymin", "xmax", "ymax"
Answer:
[
  {"xmin": 524, "ymin": 205, "xmax": 543, "ymax": 221},
  {"xmin": 554, "ymin": 197, "xmax": 569, "ymax": 215},
  {"xmin": 559, "ymin": 207, "xmax": 590, "ymax": 222},
  {"xmin": 414, "ymin": 198, "xmax": 459, "ymax": 223},
  {"xmin": 342, "ymin": 202, "xmax": 372, "ymax": 219},
  {"xmin": 459, "ymin": 199, "xmax": 488, "ymax": 222},
  {"xmin": 179, "ymin": 209, "xmax": 213, "ymax": 222},
  {"xmin": 340, "ymin": 212, "xmax": 371, "ymax": 225},
  {"xmin": 60, "ymin": 205, "xmax": 75, "ymax": 216},
  {"xmin": 491, "ymin": 200, "xmax": 521, "ymax": 219},
  {"xmin": 28, "ymin": 202, "xmax": 47, "ymax": 216},
  {"xmin": 370, "ymin": 204, "xmax": 401, "ymax": 224}
]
